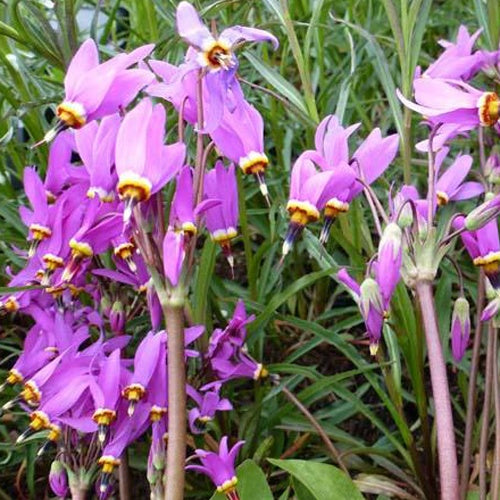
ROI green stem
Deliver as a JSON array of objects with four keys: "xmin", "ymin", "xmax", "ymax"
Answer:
[{"xmin": 479, "ymin": 323, "xmax": 495, "ymax": 500}]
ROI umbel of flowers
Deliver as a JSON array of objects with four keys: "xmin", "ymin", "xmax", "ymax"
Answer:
[{"xmin": 2, "ymin": 2, "xmax": 500, "ymax": 500}]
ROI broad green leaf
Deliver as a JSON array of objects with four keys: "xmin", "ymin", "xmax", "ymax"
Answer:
[
  {"xmin": 269, "ymin": 459, "xmax": 363, "ymax": 500},
  {"xmin": 210, "ymin": 459, "xmax": 273, "ymax": 500}
]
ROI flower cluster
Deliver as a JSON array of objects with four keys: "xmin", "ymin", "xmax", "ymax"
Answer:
[{"xmin": 1, "ymin": 2, "xmax": 277, "ymax": 498}]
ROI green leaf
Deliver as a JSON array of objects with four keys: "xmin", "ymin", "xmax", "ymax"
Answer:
[
  {"xmin": 244, "ymin": 52, "xmax": 310, "ymax": 118},
  {"xmin": 248, "ymin": 267, "xmax": 336, "ymax": 337},
  {"xmin": 210, "ymin": 459, "xmax": 273, "ymax": 500},
  {"xmin": 269, "ymin": 459, "xmax": 363, "ymax": 500}
]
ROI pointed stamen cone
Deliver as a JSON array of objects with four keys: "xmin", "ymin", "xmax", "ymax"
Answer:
[
  {"xmin": 100, "ymin": 473, "xmax": 111, "ymax": 496},
  {"xmin": 30, "ymin": 122, "xmax": 66, "ymax": 149},
  {"xmin": 123, "ymin": 198, "xmax": 138, "ymax": 225},
  {"xmin": 2, "ymin": 396, "xmax": 20, "ymax": 412},
  {"xmin": 282, "ymin": 223, "xmax": 304, "ymax": 257},
  {"xmin": 254, "ymin": 173, "xmax": 271, "ymax": 207},
  {"xmin": 28, "ymin": 240, "xmax": 40, "ymax": 258},
  {"xmin": 36, "ymin": 440, "xmax": 55, "ymax": 458},
  {"xmin": 98, "ymin": 424, "xmax": 108, "ymax": 445},
  {"xmin": 319, "ymin": 217, "xmax": 335, "ymax": 245},
  {"xmin": 127, "ymin": 400, "xmax": 136, "ymax": 417},
  {"xmin": 16, "ymin": 427, "xmax": 36, "ymax": 444},
  {"xmin": 125, "ymin": 256, "xmax": 137, "ymax": 273}
]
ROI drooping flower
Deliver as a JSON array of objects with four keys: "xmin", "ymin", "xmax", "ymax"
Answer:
[
  {"xmin": 210, "ymin": 99, "xmax": 270, "ymax": 201},
  {"xmin": 422, "ymin": 26, "xmax": 493, "ymax": 81},
  {"xmin": 435, "ymin": 152, "xmax": 483, "ymax": 205},
  {"xmin": 90, "ymin": 349, "xmax": 122, "ymax": 443},
  {"xmin": 173, "ymin": 1, "xmax": 277, "ymax": 131},
  {"xmin": 188, "ymin": 436, "xmax": 245, "ymax": 500},
  {"xmin": 121, "ymin": 332, "xmax": 165, "ymax": 416},
  {"xmin": 39, "ymin": 40, "xmax": 154, "ymax": 144},
  {"xmin": 115, "ymin": 98, "xmax": 185, "ymax": 222},
  {"xmin": 20, "ymin": 167, "xmax": 54, "ymax": 256},
  {"xmin": 203, "ymin": 161, "xmax": 239, "ymax": 269},
  {"xmin": 283, "ymin": 157, "xmax": 355, "ymax": 255},
  {"xmin": 188, "ymin": 384, "xmax": 233, "ymax": 434},
  {"xmin": 297, "ymin": 115, "xmax": 398, "ymax": 244},
  {"xmin": 397, "ymin": 78, "xmax": 499, "ymax": 128}
]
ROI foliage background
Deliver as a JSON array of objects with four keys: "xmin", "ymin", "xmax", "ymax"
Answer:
[{"xmin": 0, "ymin": 0, "xmax": 497, "ymax": 498}]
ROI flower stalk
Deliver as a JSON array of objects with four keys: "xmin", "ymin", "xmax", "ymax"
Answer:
[
  {"xmin": 164, "ymin": 301, "xmax": 186, "ymax": 500},
  {"xmin": 415, "ymin": 279, "xmax": 458, "ymax": 500}
]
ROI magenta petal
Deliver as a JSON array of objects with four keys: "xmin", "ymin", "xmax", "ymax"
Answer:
[
  {"xmin": 115, "ymin": 99, "xmax": 153, "ymax": 177},
  {"xmin": 91, "ymin": 68, "xmax": 154, "ymax": 121}
]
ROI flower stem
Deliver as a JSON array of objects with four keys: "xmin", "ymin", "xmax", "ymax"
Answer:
[
  {"xmin": 416, "ymin": 280, "xmax": 458, "ymax": 500},
  {"xmin": 491, "ymin": 327, "xmax": 500, "ymax": 500},
  {"xmin": 460, "ymin": 270, "xmax": 485, "ymax": 499},
  {"xmin": 119, "ymin": 451, "xmax": 131, "ymax": 500},
  {"xmin": 479, "ymin": 323, "xmax": 495, "ymax": 500},
  {"xmin": 164, "ymin": 303, "xmax": 186, "ymax": 500}
]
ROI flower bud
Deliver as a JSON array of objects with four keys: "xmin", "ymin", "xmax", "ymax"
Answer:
[
  {"xmin": 376, "ymin": 223, "xmax": 403, "ymax": 308},
  {"xmin": 464, "ymin": 192, "xmax": 500, "ymax": 231},
  {"xmin": 485, "ymin": 151, "xmax": 500, "ymax": 183},
  {"xmin": 450, "ymin": 297, "xmax": 470, "ymax": 362},
  {"xmin": 360, "ymin": 278, "xmax": 384, "ymax": 355},
  {"xmin": 100, "ymin": 295, "xmax": 111, "ymax": 317},
  {"xmin": 49, "ymin": 460, "xmax": 68, "ymax": 498},
  {"xmin": 110, "ymin": 301, "xmax": 125, "ymax": 335}
]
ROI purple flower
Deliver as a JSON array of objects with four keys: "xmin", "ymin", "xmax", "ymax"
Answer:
[
  {"xmin": 397, "ymin": 78, "xmax": 499, "ymax": 128},
  {"xmin": 203, "ymin": 162, "xmax": 239, "ymax": 268},
  {"xmin": 450, "ymin": 297, "xmax": 471, "ymax": 362},
  {"xmin": 188, "ymin": 436, "xmax": 244, "ymax": 498},
  {"xmin": 435, "ymin": 151, "xmax": 483, "ymax": 205},
  {"xmin": 283, "ymin": 156, "xmax": 355, "ymax": 254},
  {"xmin": 99, "ymin": 403, "xmax": 151, "ymax": 496},
  {"xmin": 122, "ymin": 332, "xmax": 165, "ymax": 416},
  {"xmin": 210, "ymin": 99, "xmax": 270, "ymax": 200},
  {"xmin": 115, "ymin": 99, "xmax": 185, "ymax": 222},
  {"xmin": 46, "ymin": 40, "xmax": 154, "ymax": 140},
  {"xmin": 359, "ymin": 278, "xmax": 385, "ymax": 356},
  {"xmin": 455, "ymin": 215, "xmax": 500, "ymax": 289},
  {"xmin": 423, "ymin": 26, "xmax": 492, "ymax": 81},
  {"xmin": 188, "ymin": 384, "xmax": 232, "ymax": 434},
  {"xmin": 176, "ymin": 2, "xmax": 278, "ymax": 71},
  {"xmin": 169, "ymin": 1, "xmax": 278, "ymax": 132}
]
